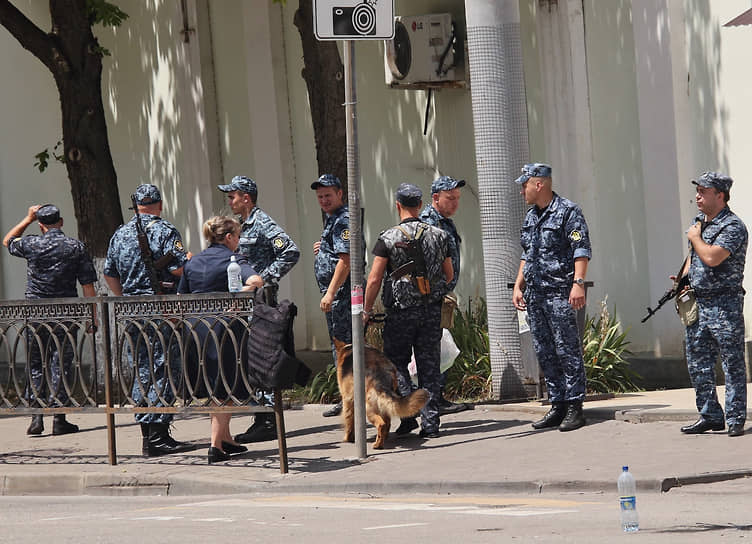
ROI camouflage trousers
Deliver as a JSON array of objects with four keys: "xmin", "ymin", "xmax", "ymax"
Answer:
[
  {"xmin": 124, "ymin": 321, "xmax": 181, "ymax": 424},
  {"xmin": 685, "ymin": 293, "xmax": 747, "ymax": 426},
  {"xmin": 326, "ymin": 294, "xmax": 352, "ymax": 365},
  {"xmin": 383, "ymin": 302, "xmax": 442, "ymax": 433},
  {"xmin": 525, "ymin": 289, "xmax": 586, "ymax": 402},
  {"xmin": 25, "ymin": 321, "xmax": 76, "ymax": 407}
]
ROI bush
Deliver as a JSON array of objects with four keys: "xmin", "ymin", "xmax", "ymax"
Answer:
[
  {"xmin": 304, "ymin": 363, "xmax": 340, "ymax": 404},
  {"xmin": 445, "ymin": 297, "xmax": 492, "ymax": 401},
  {"xmin": 583, "ymin": 298, "xmax": 641, "ymax": 394}
]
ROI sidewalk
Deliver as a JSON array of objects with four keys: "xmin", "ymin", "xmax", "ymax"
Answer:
[{"xmin": 1, "ymin": 388, "xmax": 751, "ymax": 496}]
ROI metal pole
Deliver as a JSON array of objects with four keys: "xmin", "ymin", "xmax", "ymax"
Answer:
[{"xmin": 343, "ymin": 39, "xmax": 367, "ymax": 459}]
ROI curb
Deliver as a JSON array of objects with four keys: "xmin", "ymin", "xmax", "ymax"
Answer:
[
  {"xmin": 0, "ymin": 472, "xmax": 664, "ymax": 497},
  {"xmin": 481, "ymin": 403, "xmax": 696, "ymax": 423},
  {"xmin": 660, "ymin": 469, "xmax": 752, "ymax": 492}
]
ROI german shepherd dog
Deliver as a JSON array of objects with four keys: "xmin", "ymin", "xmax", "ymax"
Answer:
[{"xmin": 334, "ymin": 339, "xmax": 428, "ymax": 449}]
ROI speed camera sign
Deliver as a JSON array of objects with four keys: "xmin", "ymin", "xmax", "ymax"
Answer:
[{"xmin": 314, "ymin": 0, "xmax": 394, "ymax": 40}]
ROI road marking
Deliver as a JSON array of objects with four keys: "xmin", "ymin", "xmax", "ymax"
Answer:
[
  {"xmin": 363, "ymin": 522, "xmax": 429, "ymax": 530},
  {"xmin": 130, "ymin": 516, "xmax": 184, "ymax": 521}
]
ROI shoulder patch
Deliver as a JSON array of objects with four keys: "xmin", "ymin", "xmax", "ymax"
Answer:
[
  {"xmin": 569, "ymin": 230, "xmax": 582, "ymax": 242},
  {"xmin": 273, "ymin": 237, "xmax": 285, "ymax": 249},
  {"xmin": 341, "ymin": 229, "xmax": 350, "ymax": 242},
  {"xmin": 174, "ymin": 239, "xmax": 184, "ymax": 252}
]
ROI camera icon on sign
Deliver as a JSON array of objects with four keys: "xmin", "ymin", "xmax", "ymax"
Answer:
[{"xmin": 333, "ymin": 2, "xmax": 376, "ymax": 36}]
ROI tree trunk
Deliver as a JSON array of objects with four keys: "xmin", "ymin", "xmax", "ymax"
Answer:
[
  {"xmin": 293, "ymin": 0, "xmax": 347, "ymax": 193},
  {"xmin": 0, "ymin": 0, "xmax": 123, "ymax": 257}
]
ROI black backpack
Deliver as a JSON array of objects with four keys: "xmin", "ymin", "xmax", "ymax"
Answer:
[{"xmin": 246, "ymin": 289, "xmax": 310, "ymax": 390}]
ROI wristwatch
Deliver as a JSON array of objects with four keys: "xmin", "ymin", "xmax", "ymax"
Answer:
[{"xmin": 574, "ymin": 278, "xmax": 585, "ymax": 286}]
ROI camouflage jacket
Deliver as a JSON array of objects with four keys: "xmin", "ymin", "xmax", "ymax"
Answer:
[
  {"xmin": 419, "ymin": 204, "xmax": 461, "ymax": 291},
  {"xmin": 7, "ymin": 228, "xmax": 97, "ymax": 299},
  {"xmin": 520, "ymin": 193, "xmax": 591, "ymax": 291},
  {"xmin": 314, "ymin": 205, "xmax": 351, "ymax": 297},
  {"xmin": 689, "ymin": 206, "xmax": 747, "ymax": 294},
  {"xmin": 238, "ymin": 207, "xmax": 300, "ymax": 282},
  {"xmin": 104, "ymin": 214, "xmax": 188, "ymax": 295},
  {"xmin": 376, "ymin": 218, "xmax": 450, "ymax": 309}
]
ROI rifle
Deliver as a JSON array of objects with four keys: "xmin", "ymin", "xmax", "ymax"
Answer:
[
  {"xmin": 393, "ymin": 224, "xmax": 431, "ymax": 295},
  {"xmin": 641, "ymin": 262, "xmax": 690, "ymax": 323},
  {"xmin": 131, "ymin": 194, "xmax": 175, "ymax": 294}
]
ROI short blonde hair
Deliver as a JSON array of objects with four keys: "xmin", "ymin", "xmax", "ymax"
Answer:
[{"xmin": 202, "ymin": 216, "xmax": 240, "ymax": 245}]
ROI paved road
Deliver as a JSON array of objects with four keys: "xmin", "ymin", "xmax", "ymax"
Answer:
[{"xmin": 1, "ymin": 480, "xmax": 750, "ymax": 543}]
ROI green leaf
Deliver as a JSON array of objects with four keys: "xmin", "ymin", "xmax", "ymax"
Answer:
[{"xmin": 86, "ymin": 0, "xmax": 129, "ymax": 27}]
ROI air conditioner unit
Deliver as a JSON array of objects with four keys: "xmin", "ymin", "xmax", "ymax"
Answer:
[{"xmin": 384, "ymin": 13, "xmax": 457, "ymax": 86}]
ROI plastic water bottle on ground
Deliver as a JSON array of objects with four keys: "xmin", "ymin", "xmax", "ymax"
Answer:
[
  {"xmin": 618, "ymin": 465, "xmax": 639, "ymax": 532},
  {"xmin": 227, "ymin": 255, "xmax": 243, "ymax": 292}
]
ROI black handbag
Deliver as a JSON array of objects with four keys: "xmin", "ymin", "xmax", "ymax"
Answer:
[{"xmin": 246, "ymin": 288, "xmax": 310, "ymax": 390}]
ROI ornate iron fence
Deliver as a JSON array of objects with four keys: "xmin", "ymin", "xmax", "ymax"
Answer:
[{"xmin": 0, "ymin": 292, "xmax": 289, "ymax": 472}]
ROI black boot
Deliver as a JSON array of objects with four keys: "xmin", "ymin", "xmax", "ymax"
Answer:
[
  {"xmin": 27, "ymin": 415, "xmax": 44, "ymax": 436},
  {"xmin": 234, "ymin": 413, "xmax": 277, "ymax": 444},
  {"xmin": 323, "ymin": 401, "xmax": 343, "ymax": 417},
  {"xmin": 532, "ymin": 402, "xmax": 567, "ymax": 429},
  {"xmin": 146, "ymin": 423, "xmax": 196, "ymax": 457},
  {"xmin": 140, "ymin": 423, "xmax": 151, "ymax": 456},
  {"xmin": 52, "ymin": 414, "xmax": 79, "ymax": 435},
  {"xmin": 558, "ymin": 401, "xmax": 586, "ymax": 432}
]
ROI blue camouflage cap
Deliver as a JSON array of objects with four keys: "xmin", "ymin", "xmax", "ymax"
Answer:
[
  {"xmin": 217, "ymin": 175, "xmax": 258, "ymax": 196},
  {"xmin": 310, "ymin": 174, "xmax": 342, "ymax": 190},
  {"xmin": 431, "ymin": 175, "xmax": 466, "ymax": 194},
  {"xmin": 36, "ymin": 204, "xmax": 61, "ymax": 225},
  {"xmin": 134, "ymin": 184, "xmax": 162, "ymax": 205},
  {"xmin": 395, "ymin": 183, "xmax": 423, "ymax": 207},
  {"xmin": 514, "ymin": 163, "xmax": 553, "ymax": 184},
  {"xmin": 692, "ymin": 171, "xmax": 733, "ymax": 193}
]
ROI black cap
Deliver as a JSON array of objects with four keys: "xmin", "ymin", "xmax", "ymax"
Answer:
[
  {"xmin": 311, "ymin": 174, "xmax": 342, "ymax": 190},
  {"xmin": 395, "ymin": 183, "xmax": 422, "ymax": 207},
  {"xmin": 36, "ymin": 204, "xmax": 61, "ymax": 225}
]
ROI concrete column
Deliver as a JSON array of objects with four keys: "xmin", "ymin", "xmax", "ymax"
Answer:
[{"xmin": 465, "ymin": 0, "xmax": 531, "ymax": 399}]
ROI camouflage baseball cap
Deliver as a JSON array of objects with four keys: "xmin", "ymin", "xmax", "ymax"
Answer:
[
  {"xmin": 217, "ymin": 175, "xmax": 258, "ymax": 196},
  {"xmin": 395, "ymin": 183, "xmax": 423, "ymax": 207},
  {"xmin": 36, "ymin": 204, "xmax": 61, "ymax": 225},
  {"xmin": 134, "ymin": 184, "xmax": 162, "ymax": 205},
  {"xmin": 692, "ymin": 171, "xmax": 733, "ymax": 193},
  {"xmin": 310, "ymin": 174, "xmax": 342, "ymax": 190},
  {"xmin": 515, "ymin": 163, "xmax": 552, "ymax": 184},
  {"xmin": 431, "ymin": 175, "xmax": 466, "ymax": 194}
]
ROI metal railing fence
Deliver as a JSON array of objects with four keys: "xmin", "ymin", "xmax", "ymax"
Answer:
[{"xmin": 0, "ymin": 292, "xmax": 288, "ymax": 472}]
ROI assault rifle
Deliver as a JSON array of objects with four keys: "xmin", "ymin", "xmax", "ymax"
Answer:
[
  {"xmin": 391, "ymin": 223, "xmax": 431, "ymax": 295},
  {"xmin": 641, "ymin": 271, "xmax": 689, "ymax": 323},
  {"xmin": 130, "ymin": 194, "xmax": 176, "ymax": 294}
]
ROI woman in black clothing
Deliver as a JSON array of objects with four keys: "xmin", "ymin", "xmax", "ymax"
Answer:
[{"xmin": 178, "ymin": 216, "xmax": 263, "ymax": 463}]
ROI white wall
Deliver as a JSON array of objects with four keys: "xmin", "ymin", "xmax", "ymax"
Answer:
[{"xmin": 0, "ymin": 3, "xmax": 67, "ymax": 300}]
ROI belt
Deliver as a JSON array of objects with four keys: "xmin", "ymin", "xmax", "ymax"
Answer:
[{"xmin": 693, "ymin": 287, "xmax": 744, "ymax": 298}]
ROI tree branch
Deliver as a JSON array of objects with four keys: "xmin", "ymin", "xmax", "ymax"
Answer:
[{"xmin": 0, "ymin": 0, "xmax": 55, "ymax": 71}]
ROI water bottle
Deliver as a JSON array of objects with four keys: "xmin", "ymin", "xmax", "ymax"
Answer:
[
  {"xmin": 227, "ymin": 255, "xmax": 243, "ymax": 292},
  {"xmin": 618, "ymin": 466, "xmax": 639, "ymax": 532}
]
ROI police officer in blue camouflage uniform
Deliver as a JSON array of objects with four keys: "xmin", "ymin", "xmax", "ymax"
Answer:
[
  {"xmin": 364, "ymin": 183, "xmax": 454, "ymax": 439},
  {"xmin": 103, "ymin": 184, "xmax": 195, "ymax": 456},
  {"xmin": 217, "ymin": 175, "xmax": 301, "ymax": 443},
  {"xmin": 311, "ymin": 174, "xmax": 354, "ymax": 418},
  {"xmin": 679, "ymin": 172, "xmax": 747, "ymax": 437},
  {"xmin": 419, "ymin": 175, "xmax": 466, "ymax": 414},
  {"xmin": 512, "ymin": 163, "xmax": 591, "ymax": 432},
  {"xmin": 4, "ymin": 204, "xmax": 97, "ymax": 436}
]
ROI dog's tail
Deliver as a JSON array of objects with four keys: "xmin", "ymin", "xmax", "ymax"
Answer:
[{"xmin": 375, "ymin": 388, "xmax": 429, "ymax": 418}]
